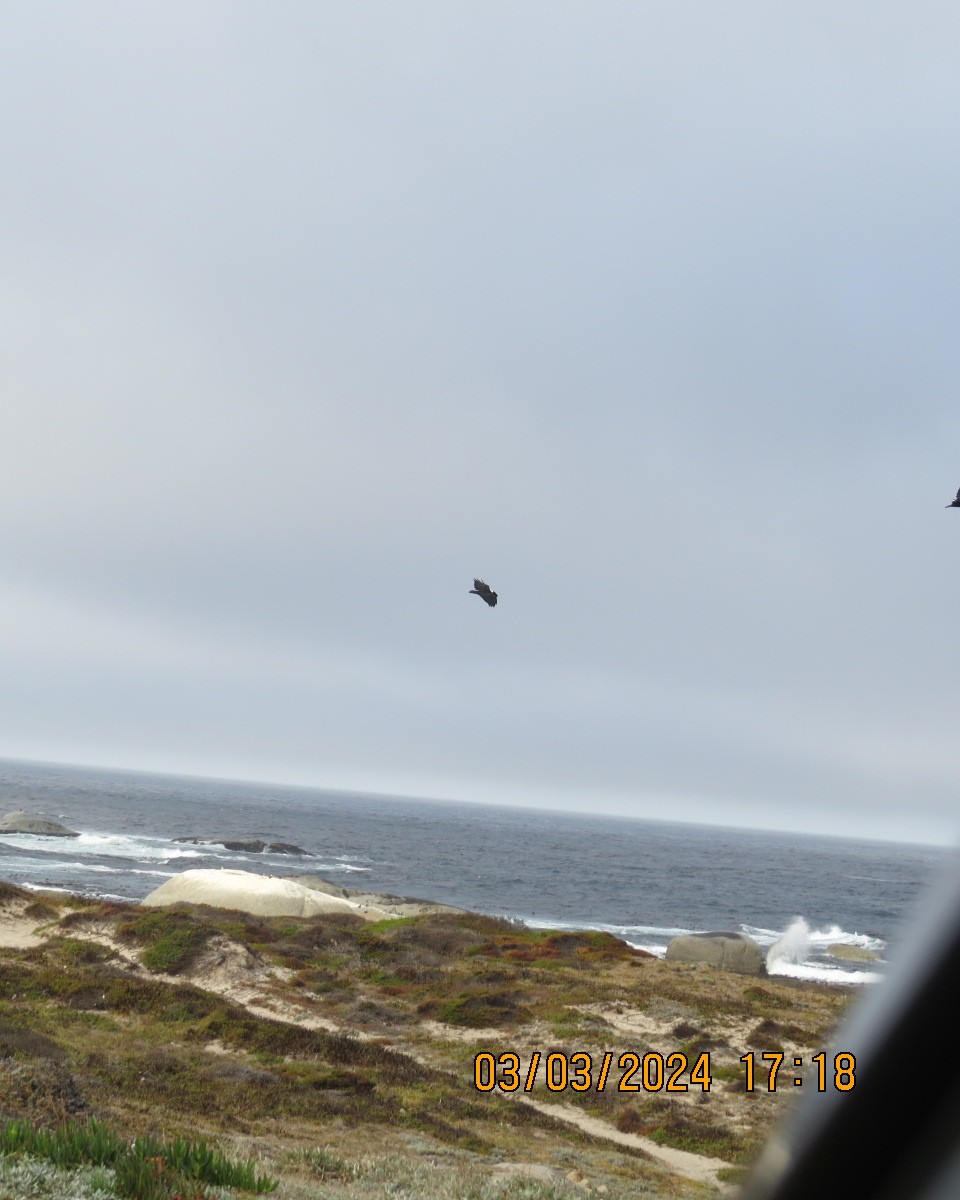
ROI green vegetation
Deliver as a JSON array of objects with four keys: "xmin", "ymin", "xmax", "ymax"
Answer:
[
  {"xmin": 474, "ymin": 928, "xmax": 646, "ymax": 966},
  {"xmin": 23, "ymin": 899, "xmax": 60, "ymax": 923},
  {"xmin": 0, "ymin": 883, "xmax": 856, "ymax": 1199},
  {"xmin": 0, "ymin": 1116, "xmax": 277, "ymax": 1198},
  {"xmin": 115, "ymin": 909, "xmax": 215, "ymax": 973},
  {"xmin": 279, "ymin": 1145, "xmax": 355, "ymax": 1181}
]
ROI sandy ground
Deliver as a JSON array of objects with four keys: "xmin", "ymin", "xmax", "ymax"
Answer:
[
  {"xmin": 0, "ymin": 899, "xmax": 736, "ymax": 1190},
  {"xmin": 0, "ymin": 909, "xmax": 47, "ymax": 948}
]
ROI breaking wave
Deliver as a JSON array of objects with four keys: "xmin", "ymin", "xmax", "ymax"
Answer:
[
  {"xmin": 522, "ymin": 914, "xmax": 886, "ymax": 985},
  {"xmin": 757, "ymin": 916, "xmax": 884, "ymax": 985}
]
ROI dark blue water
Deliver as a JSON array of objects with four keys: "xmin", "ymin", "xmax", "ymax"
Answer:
[{"xmin": 0, "ymin": 758, "xmax": 952, "ymax": 982}]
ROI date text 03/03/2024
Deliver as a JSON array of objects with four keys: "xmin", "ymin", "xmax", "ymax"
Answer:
[{"xmin": 473, "ymin": 1051, "xmax": 857, "ymax": 1095}]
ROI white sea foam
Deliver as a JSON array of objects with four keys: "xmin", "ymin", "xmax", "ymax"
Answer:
[
  {"xmin": 760, "ymin": 915, "xmax": 885, "ymax": 983},
  {"xmin": 625, "ymin": 942, "xmax": 667, "ymax": 958},
  {"xmin": 743, "ymin": 919, "xmax": 885, "ymax": 956},
  {"xmin": 603, "ymin": 923, "xmax": 695, "ymax": 940},
  {"xmin": 0, "ymin": 829, "xmax": 369, "ymax": 868},
  {"xmin": 770, "ymin": 960, "xmax": 882, "ymax": 985},
  {"xmin": 524, "ymin": 916, "xmax": 694, "ymax": 940},
  {"xmin": 0, "ymin": 831, "xmax": 207, "ymax": 862},
  {"xmin": 74, "ymin": 833, "xmax": 207, "ymax": 861},
  {"xmin": 9, "ymin": 860, "xmax": 111, "ymax": 874}
]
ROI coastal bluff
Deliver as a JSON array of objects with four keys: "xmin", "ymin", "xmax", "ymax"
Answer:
[{"xmin": 0, "ymin": 810, "xmax": 79, "ymax": 837}]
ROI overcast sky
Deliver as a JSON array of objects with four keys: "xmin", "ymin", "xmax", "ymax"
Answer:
[{"xmin": 1, "ymin": 3, "xmax": 958, "ymax": 846}]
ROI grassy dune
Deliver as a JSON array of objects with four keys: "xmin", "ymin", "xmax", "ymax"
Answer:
[{"xmin": 0, "ymin": 882, "xmax": 856, "ymax": 1198}]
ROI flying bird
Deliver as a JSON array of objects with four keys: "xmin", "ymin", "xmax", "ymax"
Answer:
[
  {"xmin": 947, "ymin": 487, "xmax": 960, "ymax": 509},
  {"xmin": 469, "ymin": 578, "xmax": 498, "ymax": 607}
]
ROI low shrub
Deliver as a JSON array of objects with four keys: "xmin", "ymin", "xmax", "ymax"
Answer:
[
  {"xmin": 0, "ymin": 1020, "xmax": 65, "ymax": 1061},
  {"xmin": 475, "ymin": 929, "xmax": 642, "ymax": 966},
  {"xmin": 50, "ymin": 939, "xmax": 116, "ymax": 966},
  {"xmin": 747, "ymin": 1019, "xmax": 785, "ymax": 1053},
  {"xmin": 23, "ymin": 899, "xmax": 60, "ymax": 922},
  {"xmin": 427, "ymin": 989, "xmax": 528, "ymax": 1029},
  {"xmin": 283, "ymin": 1145, "xmax": 356, "ymax": 1181},
  {"xmin": 0, "ymin": 1059, "xmax": 92, "ymax": 1125},
  {"xmin": 115, "ymin": 911, "xmax": 214, "ymax": 974}
]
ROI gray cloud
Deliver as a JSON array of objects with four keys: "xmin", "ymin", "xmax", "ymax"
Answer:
[{"xmin": 0, "ymin": 2, "xmax": 958, "ymax": 844}]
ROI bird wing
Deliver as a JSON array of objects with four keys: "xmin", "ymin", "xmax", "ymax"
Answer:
[{"xmin": 473, "ymin": 578, "xmax": 488, "ymax": 594}]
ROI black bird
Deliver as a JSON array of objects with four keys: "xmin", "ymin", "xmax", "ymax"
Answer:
[
  {"xmin": 469, "ymin": 578, "xmax": 498, "ymax": 607},
  {"xmin": 947, "ymin": 487, "xmax": 960, "ymax": 509}
]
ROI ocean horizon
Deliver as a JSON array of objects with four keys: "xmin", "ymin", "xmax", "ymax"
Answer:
[{"xmin": 0, "ymin": 756, "xmax": 952, "ymax": 987}]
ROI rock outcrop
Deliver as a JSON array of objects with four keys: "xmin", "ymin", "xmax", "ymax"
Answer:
[
  {"xmin": 825, "ymin": 942, "xmax": 879, "ymax": 962},
  {"xmin": 174, "ymin": 837, "xmax": 311, "ymax": 855},
  {"xmin": 141, "ymin": 868, "xmax": 391, "ymax": 920},
  {"xmin": 290, "ymin": 875, "xmax": 467, "ymax": 917},
  {"xmin": 665, "ymin": 931, "xmax": 765, "ymax": 976},
  {"xmin": 0, "ymin": 811, "xmax": 79, "ymax": 837}
]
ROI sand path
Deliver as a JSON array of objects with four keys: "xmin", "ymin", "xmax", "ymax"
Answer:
[{"xmin": 507, "ymin": 1094, "xmax": 731, "ymax": 1187}]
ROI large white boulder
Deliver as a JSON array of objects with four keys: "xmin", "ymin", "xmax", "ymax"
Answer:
[{"xmin": 141, "ymin": 868, "xmax": 391, "ymax": 920}]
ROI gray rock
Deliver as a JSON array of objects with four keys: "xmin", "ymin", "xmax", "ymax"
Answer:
[
  {"xmin": 665, "ymin": 931, "xmax": 766, "ymax": 976},
  {"xmin": 826, "ymin": 942, "xmax": 879, "ymax": 962},
  {"xmin": 175, "ymin": 837, "xmax": 265, "ymax": 852},
  {"xmin": 0, "ymin": 811, "xmax": 79, "ymax": 837},
  {"xmin": 290, "ymin": 876, "xmax": 350, "ymax": 899},
  {"xmin": 290, "ymin": 875, "xmax": 466, "ymax": 916},
  {"xmin": 174, "ymin": 837, "xmax": 311, "ymax": 856}
]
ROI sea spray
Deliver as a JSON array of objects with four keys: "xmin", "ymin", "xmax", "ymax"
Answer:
[
  {"xmin": 766, "ymin": 916, "xmax": 810, "ymax": 972},
  {"xmin": 762, "ymin": 917, "xmax": 882, "ymax": 983}
]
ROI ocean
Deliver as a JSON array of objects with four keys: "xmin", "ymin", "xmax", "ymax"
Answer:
[{"xmin": 0, "ymin": 758, "xmax": 952, "ymax": 987}]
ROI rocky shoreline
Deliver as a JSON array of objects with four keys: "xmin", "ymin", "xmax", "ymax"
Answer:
[
  {"xmin": 0, "ymin": 810, "xmax": 876, "ymax": 975},
  {"xmin": 289, "ymin": 873, "xmax": 467, "ymax": 918}
]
